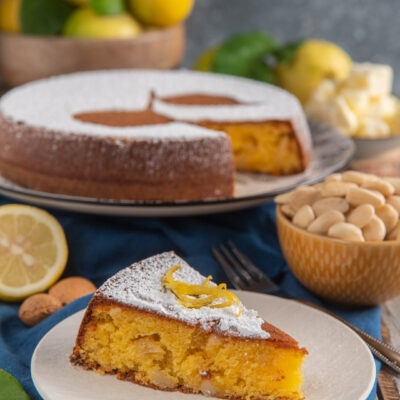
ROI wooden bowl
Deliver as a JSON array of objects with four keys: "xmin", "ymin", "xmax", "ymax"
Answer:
[
  {"xmin": 276, "ymin": 206, "xmax": 400, "ymax": 306},
  {"xmin": 0, "ymin": 24, "xmax": 184, "ymax": 87}
]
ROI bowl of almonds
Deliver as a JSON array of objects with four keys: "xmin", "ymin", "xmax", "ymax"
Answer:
[{"xmin": 275, "ymin": 171, "xmax": 400, "ymax": 306}]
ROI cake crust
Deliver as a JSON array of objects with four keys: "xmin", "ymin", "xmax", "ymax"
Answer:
[{"xmin": 0, "ymin": 114, "xmax": 234, "ymax": 201}]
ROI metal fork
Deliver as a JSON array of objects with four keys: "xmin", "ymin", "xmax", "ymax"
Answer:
[{"xmin": 212, "ymin": 240, "xmax": 400, "ymax": 375}]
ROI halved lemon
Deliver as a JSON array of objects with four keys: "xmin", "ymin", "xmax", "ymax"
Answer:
[{"xmin": 0, "ymin": 205, "xmax": 68, "ymax": 301}]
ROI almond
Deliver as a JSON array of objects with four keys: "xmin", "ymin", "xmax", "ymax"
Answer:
[
  {"xmin": 313, "ymin": 197, "xmax": 350, "ymax": 216},
  {"xmin": 307, "ymin": 210, "xmax": 345, "ymax": 234},
  {"xmin": 347, "ymin": 204, "xmax": 375, "ymax": 228},
  {"xmin": 328, "ymin": 222, "xmax": 365, "ymax": 242},
  {"xmin": 346, "ymin": 187, "xmax": 385, "ymax": 207}
]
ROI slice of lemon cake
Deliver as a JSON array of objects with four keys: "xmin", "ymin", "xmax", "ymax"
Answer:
[{"xmin": 71, "ymin": 252, "xmax": 307, "ymax": 399}]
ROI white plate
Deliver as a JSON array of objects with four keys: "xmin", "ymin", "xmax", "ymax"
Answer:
[
  {"xmin": 0, "ymin": 121, "xmax": 354, "ymax": 217},
  {"xmin": 31, "ymin": 292, "xmax": 375, "ymax": 400}
]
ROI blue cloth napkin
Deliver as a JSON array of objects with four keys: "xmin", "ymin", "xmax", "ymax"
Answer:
[{"xmin": 0, "ymin": 198, "xmax": 380, "ymax": 400}]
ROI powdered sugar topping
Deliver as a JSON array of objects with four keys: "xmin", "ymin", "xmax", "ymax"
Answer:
[
  {"xmin": 98, "ymin": 252, "xmax": 270, "ymax": 339},
  {"xmin": 0, "ymin": 69, "xmax": 307, "ymax": 141}
]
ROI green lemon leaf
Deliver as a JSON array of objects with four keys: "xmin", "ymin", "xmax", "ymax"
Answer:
[
  {"xmin": 90, "ymin": 0, "xmax": 126, "ymax": 15},
  {"xmin": 0, "ymin": 369, "xmax": 31, "ymax": 400},
  {"xmin": 212, "ymin": 32, "xmax": 277, "ymax": 80},
  {"xmin": 274, "ymin": 40, "xmax": 304, "ymax": 65},
  {"xmin": 21, "ymin": 0, "xmax": 74, "ymax": 35},
  {"xmin": 250, "ymin": 60, "xmax": 275, "ymax": 84}
]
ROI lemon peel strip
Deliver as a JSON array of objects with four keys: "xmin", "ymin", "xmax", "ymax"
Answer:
[{"xmin": 163, "ymin": 265, "xmax": 242, "ymax": 316}]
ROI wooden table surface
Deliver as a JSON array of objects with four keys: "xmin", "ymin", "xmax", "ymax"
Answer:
[{"xmin": 378, "ymin": 298, "xmax": 400, "ymax": 399}]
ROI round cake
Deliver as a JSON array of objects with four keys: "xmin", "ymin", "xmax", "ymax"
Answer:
[{"xmin": 0, "ymin": 70, "xmax": 312, "ymax": 202}]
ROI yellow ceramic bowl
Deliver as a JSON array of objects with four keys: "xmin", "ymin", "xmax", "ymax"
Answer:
[{"xmin": 276, "ymin": 206, "xmax": 400, "ymax": 306}]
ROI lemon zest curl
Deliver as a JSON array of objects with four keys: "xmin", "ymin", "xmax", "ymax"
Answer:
[{"xmin": 163, "ymin": 265, "xmax": 242, "ymax": 317}]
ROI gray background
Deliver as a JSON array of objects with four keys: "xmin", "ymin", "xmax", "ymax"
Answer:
[{"xmin": 183, "ymin": 0, "xmax": 400, "ymax": 91}]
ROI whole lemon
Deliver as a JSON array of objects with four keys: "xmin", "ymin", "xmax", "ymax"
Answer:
[
  {"xmin": 128, "ymin": 0, "xmax": 194, "ymax": 27},
  {"xmin": 276, "ymin": 39, "xmax": 352, "ymax": 104},
  {"xmin": 63, "ymin": 7, "xmax": 142, "ymax": 38},
  {"xmin": 193, "ymin": 46, "xmax": 219, "ymax": 72},
  {"xmin": 0, "ymin": 0, "xmax": 21, "ymax": 33}
]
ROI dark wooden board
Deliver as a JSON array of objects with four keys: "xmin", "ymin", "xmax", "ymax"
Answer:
[{"xmin": 378, "ymin": 321, "xmax": 399, "ymax": 400}]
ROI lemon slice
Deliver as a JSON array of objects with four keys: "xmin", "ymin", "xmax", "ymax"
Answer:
[{"xmin": 0, "ymin": 205, "xmax": 68, "ymax": 301}]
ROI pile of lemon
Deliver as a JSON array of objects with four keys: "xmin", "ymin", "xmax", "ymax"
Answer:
[
  {"xmin": 195, "ymin": 34, "xmax": 352, "ymax": 105},
  {"xmin": 0, "ymin": 0, "xmax": 194, "ymax": 38}
]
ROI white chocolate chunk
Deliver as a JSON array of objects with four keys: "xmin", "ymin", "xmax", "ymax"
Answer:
[
  {"xmin": 307, "ymin": 96, "xmax": 358, "ymax": 135},
  {"xmin": 387, "ymin": 196, "xmax": 400, "ymax": 214},
  {"xmin": 341, "ymin": 89, "xmax": 369, "ymax": 116},
  {"xmin": 346, "ymin": 63, "xmax": 393, "ymax": 96},
  {"xmin": 346, "ymin": 186, "xmax": 385, "ymax": 207},
  {"xmin": 321, "ymin": 182, "xmax": 356, "ymax": 197},
  {"xmin": 356, "ymin": 117, "xmax": 391, "ymax": 138},
  {"xmin": 333, "ymin": 97, "xmax": 359, "ymax": 133},
  {"xmin": 367, "ymin": 95, "xmax": 397, "ymax": 120},
  {"xmin": 362, "ymin": 179, "xmax": 395, "ymax": 197},
  {"xmin": 312, "ymin": 197, "xmax": 350, "ymax": 216},
  {"xmin": 347, "ymin": 204, "xmax": 375, "ymax": 228},
  {"xmin": 292, "ymin": 205, "xmax": 315, "ymax": 229},
  {"xmin": 362, "ymin": 216, "xmax": 386, "ymax": 241},
  {"xmin": 376, "ymin": 204, "xmax": 399, "ymax": 232},
  {"xmin": 308, "ymin": 79, "xmax": 336, "ymax": 103},
  {"xmin": 328, "ymin": 222, "xmax": 365, "ymax": 242},
  {"xmin": 307, "ymin": 210, "xmax": 345, "ymax": 234}
]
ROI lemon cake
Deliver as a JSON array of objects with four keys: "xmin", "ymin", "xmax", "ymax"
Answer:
[
  {"xmin": 0, "ymin": 70, "xmax": 311, "ymax": 201},
  {"xmin": 70, "ymin": 252, "xmax": 307, "ymax": 399}
]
